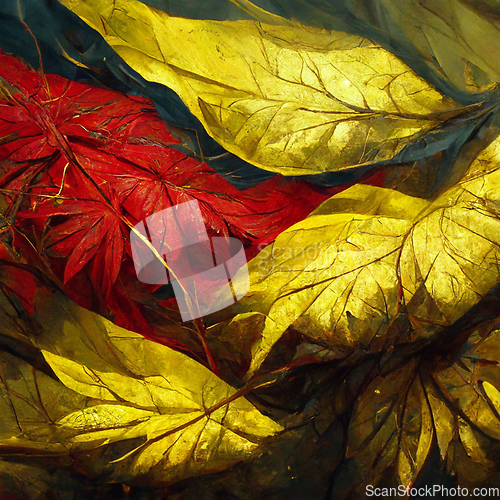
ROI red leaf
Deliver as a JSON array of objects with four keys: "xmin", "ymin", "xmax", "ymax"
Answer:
[
  {"xmin": 0, "ymin": 51, "xmax": 384, "ymax": 331},
  {"xmin": 27, "ymin": 190, "xmax": 126, "ymax": 298},
  {"xmin": 0, "ymin": 239, "xmax": 38, "ymax": 313}
]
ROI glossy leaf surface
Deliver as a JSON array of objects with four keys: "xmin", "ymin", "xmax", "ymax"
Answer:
[
  {"xmin": 0, "ymin": 292, "xmax": 282, "ymax": 486},
  {"xmin": 227, "ymin": 136, "xmax": 500, "ymax": 374},
  {"xmin": 59, "ymin": 0, "xmax": 469, "ymax": 176}
]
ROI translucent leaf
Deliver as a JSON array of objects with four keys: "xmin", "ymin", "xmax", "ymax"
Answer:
[
  {"xmin": 229, "ymin": 136, "xmax": 500, "ymax": 375},
  {"xmin": 57, "ymin": 0, "xmax": 473, "ymax": 176},
  {"xmin": 338, "ymin": 319, "xmax": 500, "ymax": 492},
  {"xmin": 457, "ymin": 419, "xmax": 495, "ymax": 465},
  {"xmin": 33, "ymin": 292, "xmax": 282, "ymax": 485},
  {"xmin": 397, "ymin": 375, "xmax": 434, "ymax": 487},
  {"xmin": 484, "ymin": 381, "xmax": 500, "ymax": 411}
]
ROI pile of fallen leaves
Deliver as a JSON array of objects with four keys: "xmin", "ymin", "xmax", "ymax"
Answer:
[{"xmin": 2, "ymin": 0, "xmax": 500, "ymax": 498}]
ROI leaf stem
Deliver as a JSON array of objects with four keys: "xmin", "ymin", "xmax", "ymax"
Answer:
[{"xmin": 194, "ymin": 317, "xmax": 219, "ymax": 375}]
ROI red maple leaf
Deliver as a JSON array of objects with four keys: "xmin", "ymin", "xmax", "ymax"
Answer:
[
  {"xmin": 0, "ymin": 51, "xmax": 384, "ymax": 337},
  {"xmin": 27, "ymin": 188, "xmax": 127, "ymax": 298}
]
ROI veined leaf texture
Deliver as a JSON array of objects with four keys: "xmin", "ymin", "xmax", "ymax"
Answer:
[{"xmin": 1, "ymin": 0, "xmax": 500, "ymax": 498}]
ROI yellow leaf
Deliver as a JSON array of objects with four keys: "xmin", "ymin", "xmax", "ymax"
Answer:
[
  {"xmin": 345, "ymin": 358, "xmax": 434, "ymax": 489},
  {"xmin": 425, "ymin": 382, "xmax": 455, "ymax": 460},
  {"xmin": 347, "ymin": 362, "xmax": 413, "ymax": 459},
  {"xmin": 58, "ymin": 0, "xmax": 467, "ymax": 175},
  {"xmin": 34, "ymin": 292, "xmax": 282, "ymax": 486},
  {"xmin": 397, "ymin": 375, "xmax": 434, "ymax": 487},
  {"xmin": 228, "ymin": 136, "xmax": 500, "ymax": 375},
  {"xmin": 0, "ymin": 350, "xmax": 87, "ymax": 443},
  {"xmin": 469, "ymin": 325, "xmax": 500, "ymax": 366},
  {"xmin": 42, "ymin": 351, "xmax": 201, "ymax": 410},
  {"xmin": 435, "ymin": 363, "xmax": 500, "ymax": 442},
  {"xmin": 458, "ymin": 419, "xmax": 494, "ymax": 464},
  {"xmin": 483, "ymin": 381, "xmax": 500, "ymax": 413},
  {"xmin": 341, "ymin": 316, "xmax": 500, "ymax": 492},
  {"xmin": 429, "ymin": 325, "xmax": 500, "ymax": 482}
]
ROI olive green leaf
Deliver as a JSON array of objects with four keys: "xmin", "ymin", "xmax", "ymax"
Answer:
[{"xmin": 57, "ymin": 0, "xmax": 478, "ymax": 176}]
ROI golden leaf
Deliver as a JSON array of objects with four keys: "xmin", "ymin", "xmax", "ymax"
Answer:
[
  {"xmin": 227, "ymin": 136, "xmax": 500, "ymax": 375},
  {"xmin": 428, "ymin": 326, "xmax": 500, "ymax": 478},
  {"xmin": 434, "ymin": 330, "xmax": 500, "ymax": 441},
  {"xmin": 33, "ymin": 293, "xmax": 282, "ymax": 486},
  {"xmin": 397, "ymin": 374, "xmax": 434, "ymax": 487},
  {"xmin": 57, "ymin": 0, "xmax": 470, "ymax": 175},
  {"xmin": 457, "ymin": 419, "xmax": 494, "ymax": 465},
  {"xmin": 0, "ymin": 350, "xmax": 87, "ymax": 443},
  {"xmin": 342, "ymin": 319, "xmax": 500, "ymax": 491},
  {"xmin": 425, "ymin": 380, "xmax": 455, "ymax": 460},
  {"xmin": 345, "ymin": 358, "xmax": 434, "ymax": 489}
]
